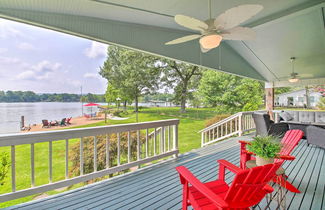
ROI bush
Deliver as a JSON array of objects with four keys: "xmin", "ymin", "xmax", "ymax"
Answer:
[
  {"xmin": 317, "ymin": 97, "xmax": 325, "ymax": 110},
  {"xmin": 247, "ymin": 136, "xmax": 282, "ymax": 159},
  {"xmin": 205, "ymin": 114, "xmax": 231, "ymax": 127},
  {"xmin": 69, "ymin": 132, "xmax": 146, "ymax": 177},
  {"xmin": 0, "ymin": 152, "xmax": 10, "ymax": 186}
]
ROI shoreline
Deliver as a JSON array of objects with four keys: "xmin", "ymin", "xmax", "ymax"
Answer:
[{"xmin": 23, "ymin": 115, "xmax": 105, "ymax": 132}]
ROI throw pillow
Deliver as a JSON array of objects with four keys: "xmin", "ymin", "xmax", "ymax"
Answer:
[{"xmin": 280, "ymin": 111, "xmax": 293, "ymax": 121}]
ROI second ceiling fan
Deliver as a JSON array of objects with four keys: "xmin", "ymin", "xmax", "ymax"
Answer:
[{"xmin": 165, "ymin": 1, "xmax": 263, "ymax": 52}]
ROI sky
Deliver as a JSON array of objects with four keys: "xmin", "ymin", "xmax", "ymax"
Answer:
[{"xmin": 0, "ymin": 18, "xmax": 108, "ymax": 94}]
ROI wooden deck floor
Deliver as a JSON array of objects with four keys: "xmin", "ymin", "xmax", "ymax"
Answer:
[{"xmin": 7, "ymin": 135, "xmax": 325, "ymax": 210}]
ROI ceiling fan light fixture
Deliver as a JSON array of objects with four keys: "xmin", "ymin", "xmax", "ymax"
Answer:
[
  {"xmin": 288, "ymin": 77, "xmax": 299, "ymax": 83},
  {"xmin": 199, "ymin": 34, "xmax": 222, "ymax": 49}
]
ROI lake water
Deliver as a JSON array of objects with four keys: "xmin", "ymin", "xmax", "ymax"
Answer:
[
  {"xmin": 0, "ymin": 102, "xmax": 171, "ymax": 134},
  {"xmin": 0, "ymin": 102, "xmax": 88, "ymax": 134}
]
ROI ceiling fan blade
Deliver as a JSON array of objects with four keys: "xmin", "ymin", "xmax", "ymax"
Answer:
[
  {"xmin": 221, "ymin": 27, "xmax": 256, "ymax": 40},
  {"xmin": 165, "ymin": 34, "xmax": 201, "ymax": 45},
  {"xmin": 298, "ymin": 73, "xmax": 314, "ymax": 78},
  {"xmin": 214, "ymin": 4, "xmax": 263, "ymax": 30},
  {"xmin": 174, "ymin": 15, "xmax": 208, "ymax": 32}
]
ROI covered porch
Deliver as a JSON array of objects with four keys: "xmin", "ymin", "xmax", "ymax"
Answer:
[
  {"xmin": 0, "ymin": 0, "xmax": 324, "ymax": 209},
  {"xmin": 6, "ymin": 134, "xmax": 324, "ymax": 210}
]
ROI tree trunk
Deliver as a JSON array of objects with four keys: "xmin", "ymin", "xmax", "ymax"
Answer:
[
  {"xmin": 180, "ymin": 82, "xmax": 188, "ymax": 113},
  {"xmin": 123, "ymin": 100, "xmax": 127, "ymax": 111},
  {"xmin": 135, "ymin": 95, "xmax": 139, "ymax": 112}
]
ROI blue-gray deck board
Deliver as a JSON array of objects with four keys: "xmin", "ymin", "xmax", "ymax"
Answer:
[{"xmin": 6, "ymin": 134, "xmax": 324, "ymax": 210}]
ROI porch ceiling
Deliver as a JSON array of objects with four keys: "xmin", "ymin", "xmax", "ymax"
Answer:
[{"xmin": 0, "ymin": 0, "xmax": 324, "ymax": 82}]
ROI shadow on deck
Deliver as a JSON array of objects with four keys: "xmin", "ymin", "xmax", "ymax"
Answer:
[{"xmin": 7, "ymin": 134, "xmax": 325, "ymax": 209}]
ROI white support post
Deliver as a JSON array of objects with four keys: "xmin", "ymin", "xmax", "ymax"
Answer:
[
  {"xmin": 106, "ymin": 134, "xmax": 110, "ymax": 168},
  {"xmin": 80, "ymin": 138, "xmax": 84, "ymax": 175},
  {"xmin": 127, "ymin": 131, "xmax": 131, "ymax": 163},
  {"xmin": 31, "ymin": 143, "xmax": 35, "ymax": 187},
  {"xmin": 238, "ymin": 113, "xmax": 243, "ymax": 136},
  {"xmin": 65, "ymin": 140, "xmax": 69, "ymax": 179},
  {"xmin": 117, "ymin": 133, "xmax": 121, "ymax": 166},
  {"xmin": 94, "ymin": 136, "xmax": 97, "ymax": 172},
  {"xmin": 11, "ymin": 145, "xmax": 15, "ymax": 192},
  {"xmin": 173, "ymin": 124, "xmax": 178, "ymax": 158},
  {"xmin": 49, "ymin": 141, "xmax": 52, "ymax": 183}
]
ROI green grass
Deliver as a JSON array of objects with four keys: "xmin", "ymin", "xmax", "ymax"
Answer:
[{"xmin": 0, "ymin": 107, "xmax": 218, "ymax": 207}]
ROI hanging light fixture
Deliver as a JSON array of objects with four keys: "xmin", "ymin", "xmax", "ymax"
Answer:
[
  {"xmin": 199, "ymin": 34, "xmax": 223, "ymax": 49},
  {"xmin": 288, "ymin": 57, "xmax": 299, "ymax": 83}
]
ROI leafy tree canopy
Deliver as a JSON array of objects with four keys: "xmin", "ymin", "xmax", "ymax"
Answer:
[{"xmin": 198, "ymin": 70, "xmax": 263, "ymax": 113}]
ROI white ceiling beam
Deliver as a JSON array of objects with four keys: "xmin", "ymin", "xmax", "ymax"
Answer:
[{"xmin": 273, "ymin": 78, "xmax": 325, "ymax": 88}]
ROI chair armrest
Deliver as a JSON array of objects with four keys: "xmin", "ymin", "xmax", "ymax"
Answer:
[
  {"xmin": 176, "ymin": 166, "xmax": 228, "ymax": 208},
  {"xmin": 263, "ymin": 184, "xmax": 274, "ymax": 193},
  {"xmin": 218, "ymin": 160, "xmax": 242, "ymax": 173},
  {"xmin": 218, "ymin": 160, "xmax": 242, "ymax": 181},
  {"xmin": 238, "ymin": 140, "xmax": 251, "ymax": 145},
  {"xmin": 276, "ymin": 155, "xmax": 295, "ymax": 161}
]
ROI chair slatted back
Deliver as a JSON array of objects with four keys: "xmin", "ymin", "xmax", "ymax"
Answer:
[
  {"xmin": 275, "ymin": 129, "xmax": 304, "ymax": 163},
  {"xmin": 225, "ymin": 162, "xmax": 281, "ymax": 207}
]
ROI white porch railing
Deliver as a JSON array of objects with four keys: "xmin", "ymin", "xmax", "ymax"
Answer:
[
  {"xmin": 199, "ymin": 111, "xmax": 256, "ymax": 147},
  {"xmin": 0, "ymin": 119, "xmax": 179, "ymax": 202}
]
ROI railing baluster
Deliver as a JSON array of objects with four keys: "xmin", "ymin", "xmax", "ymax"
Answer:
[
  {"xmin": 80, "ymin": 138, "xmax": 84, "ymax": 175},
  {"xmin": 49, "ymin": 141, "xmax": 52, "ymax": 183},
  {"xmin": 162, "ymin": 127, "xmax": 165, "ymax": 153},
  {"xmin": 146, "ymin": 128, "xmax": 149, "ymax": 158},
  {"xmin": 217, "ymin": 126, "xmax": 219, "ymax": 138},
  {"xmin": 65, "ymin": 140, "xmax": 69, "ymax": 179},
  {"xmin": 226, "ymin": 122, "xmax": 228, "ymax": 135},
  {"xmin": 117, "ymin": 133, "xmax": 121, "ymax": 166},
  {"xmin": 160, "ymin": 127, "xmax": 163, "ymax": 153},
  {"xmin": 137, "ymin": 130, "xmax": 140, "ymax": 160},
  {"xmin": 106, "ymin": 134, "xmax": 110, "ymax": 168},
  {"xmin": 168, "ymin": 126, "xmax": 171, "ymax": 151},
  {"xmin": 94, "ymin": 136, "xmax": 97, "ymax": 172},
  {"xmin": 154, "ymin": 128, "xmax": 157, "ymax": 156},
  {"xmin": 128, "ymin": 131, "xmax": 131, "ymax": 163},
  {"xmin": 173, "ymin": 124, "xmax": 178, "ymax": 157},
  {"xmin": 11, "ymin": 145, "xmax": 15, "ymax": 192},
  {"xmin": 30, "ymin": 143, "xmax": 35, "ymax": 187}
]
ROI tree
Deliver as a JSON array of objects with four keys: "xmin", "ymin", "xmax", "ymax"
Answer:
[
  {"xmin": 100, "ymin": 46, "xmax": 160, "ymax": 112},
  {"xmin": 198, "ymin": 70, "xmax": 263, "ymax": 113},
  {"xmin": 158, "ymin": 60, "xmax": 202, "ymax": 112}
]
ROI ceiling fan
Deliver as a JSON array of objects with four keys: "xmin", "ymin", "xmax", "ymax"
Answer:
[
  {"xmin": 165, "ymin": 1, "xmax": 263, "ymax": 52},
  {"xmin": 279, "ymin": 57, "xmax": 313, "ymax": 83}
]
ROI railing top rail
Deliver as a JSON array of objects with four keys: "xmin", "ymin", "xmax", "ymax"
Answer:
[{"xmin": 0, "ymin": 119, "xmax": 179, "ymax": 147}]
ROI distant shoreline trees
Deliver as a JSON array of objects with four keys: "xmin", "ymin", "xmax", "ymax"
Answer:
[{"xmin": 0, "ymin": 91, "xmax": 105, "ymax": 103}]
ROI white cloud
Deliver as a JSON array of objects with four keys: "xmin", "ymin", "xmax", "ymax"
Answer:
[
  {"xmin": 0, "ymin": 56, "xmax": 20, "ymax": 64},
  {"xmin": 16, "ymin": 70, "xmax": 36, "ymax": 80},
  {"xmin": 0, "ymin": 48, "xmax": 7, "ymax": 53},
  {"xmin": 84, "ymin": 72, "xmax": 100, "ymax": 79},
  {"xmin": 0, "ymin": 20, "xmax": 23, "ymax": 39},
  {"xmin": 16, "ymin": 60, "xmax": 62, "ymax": 81},
  {"xmin": 84, "ymin": 41, "xmax": 107, "ymax": 58},
  {"xmin": 17, "ymin": 42, "xmax": 36, "ymax": 51}
]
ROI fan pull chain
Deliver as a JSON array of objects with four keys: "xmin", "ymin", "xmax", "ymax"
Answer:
[
  {"xmin": 208, "ymin": 0, "xmax": 212, "ymax": 19},
  {"xmin": 218, "ymin": 46, "xmax": 222, "ymax": 70}
]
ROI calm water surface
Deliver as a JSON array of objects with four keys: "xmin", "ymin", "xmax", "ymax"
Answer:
[
  {"xmin": 0, "ymin": 102, "xmax": 169, "ymax": 134},
  {"xmin": 0, "ymin": 102, "xmax": 86, "ymax": 134}
]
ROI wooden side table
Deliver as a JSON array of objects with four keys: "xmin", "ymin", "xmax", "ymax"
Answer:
[{"xmin": 246, "ymin": 160, "xmax": 286, "ymax": 210}]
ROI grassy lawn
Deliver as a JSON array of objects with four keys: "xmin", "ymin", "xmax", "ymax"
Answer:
[{"xmin": 0, "ymin": 107, "xmax": 218, "ymax": 207}]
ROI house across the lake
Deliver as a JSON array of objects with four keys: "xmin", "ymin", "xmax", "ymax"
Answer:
[{"xmin": 275, "ymin": 89, "xmax": 322, "ymax": 108}]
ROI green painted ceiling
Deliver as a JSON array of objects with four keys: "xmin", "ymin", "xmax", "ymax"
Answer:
[{"xmin": 0, "ymin": 0, "xmax": 324, "ymax": 83}]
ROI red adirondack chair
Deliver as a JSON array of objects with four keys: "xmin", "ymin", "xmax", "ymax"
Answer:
[
  {"xmin": 176, "ymin": 160, "xmax": 281, "ymax": 210},
  {"xmin": 239, "ymin": 129, "xmax": 304, "ymax": 193}
]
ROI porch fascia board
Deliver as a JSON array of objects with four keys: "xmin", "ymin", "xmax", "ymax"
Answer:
[{"xmin": 0, "ymin": 8, "xmax": 265, "ymax": 81}]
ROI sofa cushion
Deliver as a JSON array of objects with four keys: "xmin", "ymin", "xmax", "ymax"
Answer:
[
  {"xmin": 287, "ymin": 111, "xmax": 299, "ymax": 121},
  {"xmin": 315, "ymin": 112, "xmax": 325, "ymax": 123},
  {"xmin": 298, "ymin": 111, "xmax": 315, "ymax": 123},
  {"xmin": 280, "ymin": 111, "xmax": 293, "ymax": 121}
]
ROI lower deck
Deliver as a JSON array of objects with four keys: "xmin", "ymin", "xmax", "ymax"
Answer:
[{"xmin": 7, "ymin": 135, "xmax": 325, "ymax": 209}]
